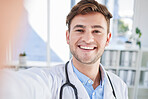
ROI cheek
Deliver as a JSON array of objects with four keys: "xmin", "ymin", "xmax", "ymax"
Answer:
[
  {"xmin": 96, "ymin": 36, "xmax": 107, "ymax": 46},
  {"xmin": 69, "ymin": 37, "xmax": 76, "ymax": 46},
  {"xmin": 70, "ymin": 34, "xmax": 80, "ymax": 43}
]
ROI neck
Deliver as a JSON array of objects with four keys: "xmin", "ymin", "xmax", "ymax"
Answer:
[{"xmin": 72, "ymin": 58, "xmax": 101, "ymax": 89}]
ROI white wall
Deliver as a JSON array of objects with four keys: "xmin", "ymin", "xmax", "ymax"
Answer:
[{"xmin": 133, "ymin": 0, "xmax": 148, "ymax": 47}]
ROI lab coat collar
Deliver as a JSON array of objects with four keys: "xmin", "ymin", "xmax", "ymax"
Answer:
[
  {"xmin": 99, "ymin": 64, "xmax": 116, "ymax": 99},
  {"xmin": 67, "ymin": 59, "xmax": 90, "ymax": 99}
]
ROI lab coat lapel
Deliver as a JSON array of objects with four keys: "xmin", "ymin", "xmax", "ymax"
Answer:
[
  {"xmin": 99, "ymin": 64, "xmax": 116, "ymax": 99},
  {"xmin": 103, "ymin": 72, "xmax": 116, "ymax": 99},
  {"xmin": 67, "ymin": 60, "xmax": 90, "ymax": 99}
]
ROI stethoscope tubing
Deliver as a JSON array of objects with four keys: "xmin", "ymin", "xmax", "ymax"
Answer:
[{"xmin": 59, "ymin": 61, "xmax": 78, "ymax": 99}]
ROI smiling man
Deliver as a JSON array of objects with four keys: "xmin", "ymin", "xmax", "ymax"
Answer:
[
  {"xmin": 53, "ymin": 0, "xmax": 128, "ymax": 99},
  {"xmin": 62, "ymin": 0, "xmax": 128, "ymax": 98},
  {"xmin": 0, "ymin": 0, "xmax": 128, "ymax": 99},
  {"xmin": 66, "ymin": 12, "xmax": 111, "ymax": 90}
]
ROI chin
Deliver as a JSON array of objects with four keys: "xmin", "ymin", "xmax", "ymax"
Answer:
[{"xmin": 78, "ymin": 58, "xmax": 97, "ymax": 64}]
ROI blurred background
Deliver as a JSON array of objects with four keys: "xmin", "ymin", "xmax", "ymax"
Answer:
[
  {"xmin": 1, "ymin": 0, "xmax": 148, "ymax": 99},
  {"xmin": 7, "ymin": 0, "xmax": 148, "ymax": 65}
]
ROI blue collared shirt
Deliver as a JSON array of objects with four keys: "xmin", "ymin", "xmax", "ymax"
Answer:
[{"xmin": 72, "ymin": 63, "xmax": 105, "ymax": 99}]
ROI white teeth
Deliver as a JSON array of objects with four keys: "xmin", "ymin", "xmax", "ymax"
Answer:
[{"xmin": 80, "ymin": 46, "xmax": 94, "ymax": 50}]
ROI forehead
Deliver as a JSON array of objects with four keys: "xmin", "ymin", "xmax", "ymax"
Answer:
[{"xmin": 70, "ymin": 12, "xmax": 107, "ymax": 29}]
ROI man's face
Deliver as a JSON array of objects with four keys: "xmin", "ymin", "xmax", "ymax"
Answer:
[{"xmin": 66, "ymin": 12, "xmax": 111, "ymax": 64}]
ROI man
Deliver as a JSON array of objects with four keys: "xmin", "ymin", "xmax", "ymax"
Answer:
[
  {"xmin": 49, "ymin": 0, "xmax": 128, "ymax": 99},
  {"xmin": 0, "ymin": 0, "xmax": 128, "ymax": 99}
]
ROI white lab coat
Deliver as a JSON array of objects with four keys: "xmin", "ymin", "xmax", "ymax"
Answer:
[
  {"xmin": 0, "ymin": 59, "xmax": 128, "ymax": 99},
  {"xmin": 49, "ymin": 60, "xmax": 128, "ymax": 99}
]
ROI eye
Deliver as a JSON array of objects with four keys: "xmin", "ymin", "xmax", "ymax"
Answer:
[
  {"xmin": 92, "ymin": 30, "xmax": 101, "ymax": 33},
  {"xmin": 75, "ymin": 29, "xmax": 84, "ymax": 32}
]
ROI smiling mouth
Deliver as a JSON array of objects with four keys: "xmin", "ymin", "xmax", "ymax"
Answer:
[{"xmin": 78, "ymin": 45, "xmax": 97, "ymax": 50}]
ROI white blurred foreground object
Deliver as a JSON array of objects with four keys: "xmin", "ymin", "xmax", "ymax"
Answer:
[
  {"xmin": 0, "ymin": 69, "xmax": 52, "ymax": 99},
  {"xmin": 0, "ymin": 0, "xmax": 24, "ymax": 67}
]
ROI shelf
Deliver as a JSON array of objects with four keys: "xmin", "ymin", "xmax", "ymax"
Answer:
[
  {"xmin": 105, "ymin": 45, "xmax": 139, "ymax": 51},
  {"xmin": 104, "ymin": 66, "xmax": 117, "ymax": 69},
  {"xmin": 128, "ymin": 85, "xmax": 135, "ymax": 89},
  {"xmin": 119, "ymin": 67, "xmax": 137, "ymax": 70},
  {"xmin": 138, "ymin": 86, "xmax": 148, "ymax": 89},
  {"xmin": 100, "ymin": 48, "xmax": 148, "ymax": 99},
  {"xmin": 7, "ymin": 61, "xmax": 48, "ymax": 67},
  {"xmin": 6, "ymin": 61, "xmax": 64, "ymax": 69},
  {"xmin": 140, "ymin": 67, "xmax": 148, "ymax": 71}
]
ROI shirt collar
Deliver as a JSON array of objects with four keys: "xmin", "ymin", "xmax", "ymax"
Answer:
[
  {"xmin": 71, "ymin": 61, "xmax": 106, "ymax": 86},
  {"xmin": 99, "ymin": 64, "xmax": 106, "ymax": 86},
  {"xmin": 72, "ymin": 62, "xmax": 93, "ymax": 85}
]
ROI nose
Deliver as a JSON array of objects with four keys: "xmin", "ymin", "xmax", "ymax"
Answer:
[{"xmin": 82, "ymin": 30, "xmax": 94, "ymax": 43}]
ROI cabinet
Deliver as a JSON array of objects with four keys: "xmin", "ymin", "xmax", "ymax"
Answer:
[
  {"xmin": 135, "ymin": 49, "xmax": 148, "ymax": 99},
  {"xmin": 101, "ymin": 47, "xmax": 140, "ymax": 99}
]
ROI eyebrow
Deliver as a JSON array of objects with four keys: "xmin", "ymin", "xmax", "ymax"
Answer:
[
  {"xmin": 73, "ymin": 24, "xmax": 104, "ymax": 30},
  {"xmin": 91, "ymin": 25, "xmax": 104, "ymax": 29},
  {"xmin": 73, "ymin": 25, "xmax": 86, "ymax": 29}
]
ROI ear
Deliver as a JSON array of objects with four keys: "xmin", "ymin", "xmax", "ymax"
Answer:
[
  {"xmin": 66, "ymin": 30, "xmax": 70, "ymax": 44},
  {"xmin": 105, "ymin": 32, "xmax": 111, "ymax": 46}
]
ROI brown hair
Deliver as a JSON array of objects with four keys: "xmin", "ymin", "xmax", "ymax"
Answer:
[{"xmin": 66, "ymin": 0, "xmax": 113, "ymax": 33}]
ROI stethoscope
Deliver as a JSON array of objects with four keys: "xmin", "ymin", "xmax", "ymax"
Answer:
[{"xmin": 60, "ymin": 61, "xmax": 117, "ymax": 99}]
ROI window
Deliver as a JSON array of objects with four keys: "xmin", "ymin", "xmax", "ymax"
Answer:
[
  {"xmin": 11, "ymin": 0, "xmax": 71, "ymax": 66},
  {"xmin": 50, "ymin": 0, "xmax": 70, "ymax": 64},
  {"xmin": 12, "ymin": 0, "xmax": 48, "ymax": 63},
  {"xmin": 106, "ymin": 0, "xmax": 135, "ymax": 43},
  {"xmin": 10, "ymin": 0, "xmax": 135, "ymax": 66},
  {"xmin": 75, "ymin": 0, "xmax": 135, "ymax": 44}
]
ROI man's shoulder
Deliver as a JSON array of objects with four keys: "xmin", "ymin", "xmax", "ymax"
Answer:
[
  {"xmin": 46, "ymin": 64, "xmax": 66, "ymax": 80},
  {"xmin": 20, "ymin": 63, "xmax": 65, "ymax": 75},
  {"xmin": 49, "ymin": 63, "xmax": 65, "ymax": 74}
]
